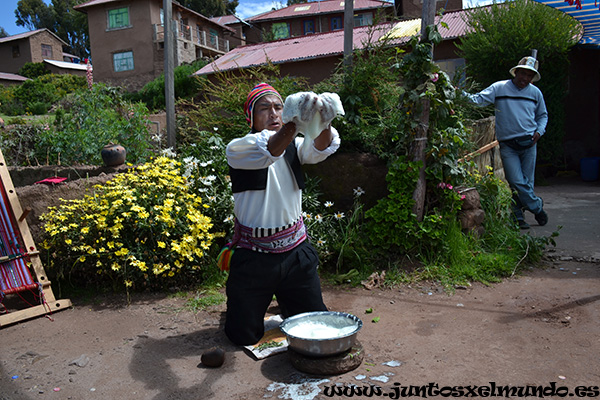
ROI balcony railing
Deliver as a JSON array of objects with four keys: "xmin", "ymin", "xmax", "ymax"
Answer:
[{"xmin": 153, "ymin": 24, "xmax": 229, "ymax": 53}]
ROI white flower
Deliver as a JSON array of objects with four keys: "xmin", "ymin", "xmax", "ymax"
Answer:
[
  {"xmin": 324, "ymin": 201, "xmax": 334, "ymax": 208},
  {"xmin": 183, "ymin": 156, "xmax": 199, "ymax": 166},
  {"xmin": 200, "ymin": 160, "xmax": 213, "ymax": 167},
  {"xmin": 315, "ymin": 214, "xmax": 323, "ymax": 223},
  {"xmin": 353, "ymin": 187, "xmax": 365, "ymax": 197},
  {"xmin": 223, "ymin": 215, "xmax": 234, "ymax": 223},
  {"xmin": 161, "ymin": 147, "xmax": 177, "ymax": 158},
  {"xmin": 200, "ymin": 175, "xmax": 217, "ymax": 185},
  {"xmin": 207, "ymin": 196, "xmax": 216, "ymax": 202},
  {"xmin": 210, "ymin": 146, "xmax": 220, "ymax": 150},
  {"xmin": 316, "ymin": 239, "xmax": 326, "ymax": 246},
  {"xmin": 302, "ymin": 212, "xmax": 312, "ymax": 221},
  {"xmin": 213, "ymin": 127, "xmax": 219, "ymax": 131},
  {"xmin": 334, "ymin": 212, "xmax": 345, "ymax": 220}
]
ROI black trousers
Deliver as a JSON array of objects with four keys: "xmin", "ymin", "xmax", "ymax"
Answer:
[{"xmin": 224, "ymin": 240, "xmax": 327, "ymax": 346}]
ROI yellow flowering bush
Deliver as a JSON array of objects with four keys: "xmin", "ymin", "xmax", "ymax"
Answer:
[{"xmin": 40, "ymin": 157, "xmax": 224, "ymax": 290}]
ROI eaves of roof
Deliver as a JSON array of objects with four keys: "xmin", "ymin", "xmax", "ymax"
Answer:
[
  {"xmin": 74, "ymin": 0, "xmax": 121, "ymax": 9},
  {"xmin": 196, "ymin": 8, "xmax": 469, "ymax": 76},
  {"xmin": 0, "ymin": 72, "xmax": 29, "ymax": 82},
  {"xmin": 0, "ymin": 28, "xmax": 68, "ymax": 46},
  {"xmin": 44, "ymin": 59, "xmax": 90, "ymax": 71}
]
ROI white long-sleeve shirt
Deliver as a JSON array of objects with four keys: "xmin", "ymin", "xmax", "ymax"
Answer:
[
  {"xmin": 226, "ymin": 128, "xmax": 340, "ymax": 229},
  {"xmin": 463, "ymin": 80, "xmax": 548, "ymax": 141}
]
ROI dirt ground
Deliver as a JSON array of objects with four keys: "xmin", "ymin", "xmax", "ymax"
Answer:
[
  {"xmin": 0, "ymin": 256, "xmax": 599, "ymax": 400},
  {"xmin": 1, "ymin": 177, "xmax": 599, "ymax": 400}
]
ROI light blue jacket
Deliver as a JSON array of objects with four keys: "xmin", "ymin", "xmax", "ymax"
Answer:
[{"xmin": 463, "ymin": 79, "xmax": 548, "ymax": 142}]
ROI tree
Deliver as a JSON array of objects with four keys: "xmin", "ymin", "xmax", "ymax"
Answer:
[
  {"xmin": 15, "ymin": 0, "xmax": 89, "ymax": 58},
  {"xmin": 19, "ymin": 62, "xmax": 50, "ymax": 78},
  {"xmin": 287, "ymin": 0, "xmax": 308, "ymax": 5},
  {"xmin": 15, "ymin": 0, "xmax": 54, "ymax": 30},
  {"xmin": 0, "ymin": 27, "xmax": 9, "ymax": 38},
  {"xmin": 179, "ymin": 0, "xmax": 239, "ymax": 17},
  {"xmin": 457, "ymin": 0, "xmax": 582, "ymax": 167}
]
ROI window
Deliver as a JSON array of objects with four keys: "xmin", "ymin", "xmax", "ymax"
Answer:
[
  {"xmin": 271, "ymin": 22, "xmax": 290, "ymax": 39},
  {"xmin": 113, "ymin": 51, "xmax": 134, "ymax": 72},
  {"xmin": 303, "ymin": 19, "xmax": 315, "ymax": 34},
  {"xmin": 331, "ymin": 16, "xmax": 342, "ymax": 30},
  {"xmin": 41, "ymin": 44, "xmax": 53, "ymax": 58},
  {"xmin": 12, "ymin": 45, "xmax": 20, "ymax": 58},
  {"xmin": 108, "ymin": 7, "xmax": 130, "ymax": 30},
  {"xmin": 209, "ymin": 28, "xmax": 218, "ymax": 47},
  {"xmin": 354, "ymin": 12, "xmax": 373, "ymax": 27}
]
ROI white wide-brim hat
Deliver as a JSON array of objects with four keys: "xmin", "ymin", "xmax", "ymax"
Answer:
[{"xmin": 509, "ymin": 56, "xmax": 541, "ymax": 82}]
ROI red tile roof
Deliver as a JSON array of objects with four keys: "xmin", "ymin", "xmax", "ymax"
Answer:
[
  {"xmin": 248, "ymin": 0, "xmax": 393, "ymax": 21},
  {"xmin": 196, "ymin": 8, "xmax": 469, "ymax": 76},
  {"xmin": 210, "ymin": 15, "xmax": 243, "ymax": 26}
]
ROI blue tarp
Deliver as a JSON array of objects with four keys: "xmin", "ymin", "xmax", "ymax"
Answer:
[{"xmin": 533, "ymin": 0, "xmax": 600, "ymax": 47}]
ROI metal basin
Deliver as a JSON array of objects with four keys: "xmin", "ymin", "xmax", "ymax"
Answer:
[{"xmin": 280, "ymin": 311, "xmax": 362, "ymax": 357}]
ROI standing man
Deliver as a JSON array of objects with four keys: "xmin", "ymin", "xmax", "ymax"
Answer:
[
  {"xmin": 221, "ymin": 83, "xmax": 341, "ymax": 345},
  {"xmin": 463, "ymin": 51, "xmax": 549, "ymax": 229}
]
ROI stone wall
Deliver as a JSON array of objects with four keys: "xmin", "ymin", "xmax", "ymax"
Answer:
[
  {"xmin": 8, "ymin": 164, "xmax": 129, "ymax": 188},
  {"xmin": 467, "ymin": 116, "xmax": 505, "ymax": 182}
]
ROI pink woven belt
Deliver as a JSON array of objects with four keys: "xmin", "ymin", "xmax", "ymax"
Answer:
[{"xmin": 232, "ymin": 217, "xmax": 307, "ymax": 253}]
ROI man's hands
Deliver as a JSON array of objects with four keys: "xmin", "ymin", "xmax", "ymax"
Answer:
[
  {"xmin": 282, "ymin": 92, "xmax": 345, "ymax": 136},
  {"xmin": 532, "ymin": 132, "xmax": 541, "ymax": 144},
  {"xmin": 319, "ymin": 92, "xmax": 343, "ymax": 126},
  {"xmin": 282, "ymin": 92, "xmax": 321, "ymax": 133}
]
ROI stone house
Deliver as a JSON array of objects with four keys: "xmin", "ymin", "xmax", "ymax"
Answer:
[
  {"xmin": 244, "ymin": 0, "xmax": 395, "ymax": 44},
  {"xmin": 209, "ymin": 14, "xmax": 247, "ymax": 49},
  {"xmin": 242, "ymin": 0, "xmax": 463, "ymax": 44},
  {"xmin": 0, "ymin": 29, "xmax": 68, "ymax": 75},
  {"xmin": 196, "ymin": 8, "xmax": 469, "ymax": 85},
  {"xmin": 74, "ymin": 0, "xmax": 235, "ymax": 91}
]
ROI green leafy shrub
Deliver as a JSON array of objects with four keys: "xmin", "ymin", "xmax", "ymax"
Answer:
[
  {"xmin": 0, "ymin": 73, "xmax": 86, "ymax": 116},
  {"xmin": 40, "ymin": 157, "xmax": 224, "ymax": 291},
  {"xmin": 314, "ymin": 29, "xmax": 404, "ymax": 155},
  {"xmin": 301, "ymin": 180, "xmax": 368, "ymax": 276},
  {"xmin": 19, "ymin": 62, "xmax": 50, "ymax": 79},
  {"xmin": 42, "ymin": 83, "xmax": 154, "ymax": 165},
  {"xmin": 0, "ymin": 123, "xmax": 50, "ymax": 165},
  {"xmin": 29, "ymin": 101, "xmax": 49, "ymax": 115},
  {"xmin": 128, "ymin": 60, "xmax": 209, "ymax": 111}
]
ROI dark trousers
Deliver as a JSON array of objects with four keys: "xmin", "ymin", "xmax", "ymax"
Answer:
[{"xmin": 224, "ymin": 240, "xmax": 327, "ymax": 346}]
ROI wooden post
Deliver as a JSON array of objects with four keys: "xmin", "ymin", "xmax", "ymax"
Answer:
[
  {"xmin": 343, "ymin": 0, "xmax": 354, "ymax": 70},
  {"xmin": 410, "ymin": 0, "xmax": 436, "ymax": 221},
  {"xmin": 164, "ymin": 0, "xmax": 176, "ymax": 150}
]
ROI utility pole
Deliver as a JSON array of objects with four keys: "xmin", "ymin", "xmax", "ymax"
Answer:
[
  {"xmin": 410, "ymin": 0, "xmax": 436, "ymax": 221},
  {"xmin": 164, "ymin": 0, "xmax": 176, "ymax": 150},
  {"xmin": 343, "ymin": 0, "xmax": 354, "ymax": 70}
]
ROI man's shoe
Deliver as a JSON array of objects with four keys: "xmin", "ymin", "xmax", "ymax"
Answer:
[
  {"xmin": 518, "ymin": 220, "xmax": 530, "ymax": 230},
  {"xmin": 534, "ymin": 209, "xmax": 548, "ymax": 226}
]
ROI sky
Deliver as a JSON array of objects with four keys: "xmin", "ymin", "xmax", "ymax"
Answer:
[
  {"xmin": 1, "ymin": 0, "xmax": 51, "ymax": 36},
  {"xmin": 0, "ymin": 0, "xmax": 494, "ymax": 36}
]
